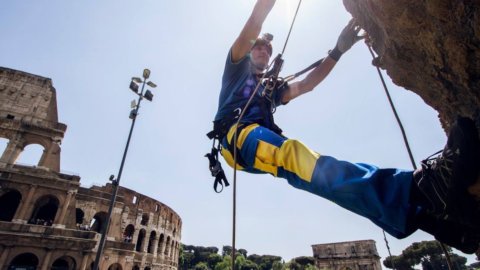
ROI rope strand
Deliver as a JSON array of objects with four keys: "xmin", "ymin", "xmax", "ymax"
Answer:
[
  {"xmin": 366, "ymin": 43, "xmax": 454, "ymax": 270},
  {"xmin": 231, "ymin": 2, "xmax": 303, "ymax": 269}
]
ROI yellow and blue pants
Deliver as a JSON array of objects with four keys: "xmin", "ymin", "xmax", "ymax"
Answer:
[{"xmin": 221, "ymin": 123, "xmax": 416, "ymax": 238}]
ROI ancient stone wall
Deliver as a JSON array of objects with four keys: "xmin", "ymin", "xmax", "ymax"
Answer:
[
  {"xmin": 0, "ymin": 67, "xmax": 182, "ymax": 270},
  {"xmin": 312, "ymin": 240, "xmax": 382, "ymax": 270}
]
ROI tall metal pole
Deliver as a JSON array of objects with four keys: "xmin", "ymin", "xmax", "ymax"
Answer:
[{"xmin": 93, "ymin": 74, "xmax": 149, "ymax": 270}]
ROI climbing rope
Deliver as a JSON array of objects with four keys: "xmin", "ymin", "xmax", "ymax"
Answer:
[
  {"xmin": 230, "ymin": 2, "xmax": 303, "ymax": 269},
  {"xmin": 366, "ymin": 43, "xmax": 454, "ymax": 270}
]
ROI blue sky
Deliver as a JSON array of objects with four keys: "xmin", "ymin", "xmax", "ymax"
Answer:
[{"xmin": 1, "ymin": 0, "xmax": 476, "ymax": 265}]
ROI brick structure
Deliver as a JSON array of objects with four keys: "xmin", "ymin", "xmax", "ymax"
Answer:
[
  {"xmin": 312, "ymin": 240, "xmax": 382, "ymax": 270},
  {"xmin": 0, "ymin": 67, "xmax": 182, "ymax": 270}
]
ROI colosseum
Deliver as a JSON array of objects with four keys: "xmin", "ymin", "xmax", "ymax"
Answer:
[{"xmin": 0, "ymin": 67, "xmax": 182, "ymax": 270}]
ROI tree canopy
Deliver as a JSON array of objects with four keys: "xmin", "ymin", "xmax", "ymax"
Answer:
[{"xmin": 383, "ymin": 240, "xmax": 468, "ymax": 270}]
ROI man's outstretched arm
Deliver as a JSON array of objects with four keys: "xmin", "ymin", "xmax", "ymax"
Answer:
[
  {"xmin": 282, "ymin": 19, "xmax": 363, "ymax": 103},
  {"xmin": 231, "ymin": 0, "xmax": 276, "ymax": 63}
]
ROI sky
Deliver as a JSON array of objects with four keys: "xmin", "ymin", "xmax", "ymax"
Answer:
[{"xmin": 1, "ymin": 0, "xmax": 477, "ymax": 266}]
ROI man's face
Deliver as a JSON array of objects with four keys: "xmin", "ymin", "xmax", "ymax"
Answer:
[{"xmin": 250, "ymin": 44, "xmax": 271, "ymax": 71}]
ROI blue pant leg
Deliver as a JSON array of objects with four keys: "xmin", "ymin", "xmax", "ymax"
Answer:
[
  {"xmin": 281, "ymin": 156, "xmax": 415, "ymax": 238},
  {"xmin": 232, "ymin": 124, "xmax": 416, "ymax": 238}
]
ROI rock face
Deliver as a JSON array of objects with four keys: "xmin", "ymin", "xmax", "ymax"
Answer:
[{"xmin": 342, "ymin": 0, "xmax": 480, "ymax": 129}]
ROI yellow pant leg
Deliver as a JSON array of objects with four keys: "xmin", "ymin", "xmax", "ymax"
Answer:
[{"xmin": 255, "ymin": 139, "xmax": 320, "ymax": 182}]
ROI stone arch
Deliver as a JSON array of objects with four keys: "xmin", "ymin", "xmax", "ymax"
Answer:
[
  {"xmin": 170, "ymin": 240, "xmax": 175, "ymax": 259},
  {"xmin": 51, "ymin": 256, "xmax": 76, "ymax": 270},
  {"xmin": 75, "ymin": 208, "xmax": 85, "ymax": 224},
  {"xmin": 0, "ymin": 137, "xmax": 8, "ymax": 157},
  {"xmin": 8, "ymin": 252, "xmax": 39, "ymax": 270},
  {"xmin": 140, "ymin": 213, "xmax": 149, "ymax": 226},
  {"xmin": 0, "ymin": 189, "xmax": 22, "ymax": 221},
  {"xmin": 136, "ymin": 229, "xmax": 146, "ymax": 252},
  {"xmin": 164, "ymin": 236, "xmax": 171, "ymax": 256},
  {"xmin": 147, "ymin": 231, "xmax": 156, "ymax": 254},
  {"xmin": 28, "ymin": 194, "xmax": 59, "ymax": 226},
  {"xmin": 90, "ymin": 211, "xmax": 108, "ymax": 233},
  {"xmin": 15, "ymin": 143, "xmax": 44, "ymax": 166},
  {"xmin": 123, "ymin": 224, "xmax": 135, "ymax": 242},
  {"xmin": 175, "ymin": 242, "xmax": 180, "ymax": 260},
  {"xmin": 157, "ymin": 234, "xmax": 165, "ymax": 256},
  {"xmin": 132, "ymin": 265, "xmax": 140, "ymax": 270},
  {"xmin": 144, "ymin": 267, "xmax": 151, "ymax": 270},
  {"xmin": 108, "ymin": 263, "xmax": 122, "ymax": 270}
]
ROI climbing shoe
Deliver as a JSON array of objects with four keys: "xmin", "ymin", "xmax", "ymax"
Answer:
[
  {"xmin": 417, "ymin": 211, "xmax": 480, "ymax": 254},
  {"xmin": 415, "ymin": 117, "xmax": 480, "ymax": 227}
]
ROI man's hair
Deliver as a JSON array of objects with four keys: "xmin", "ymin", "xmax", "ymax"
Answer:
[{"xmin": 252, "ymin": 33, "xmax": 273, "ymax": 56}]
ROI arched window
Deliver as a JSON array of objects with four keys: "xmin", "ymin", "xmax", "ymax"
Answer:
[
  {"xmin": 90, "ymin": 212, "xmax": 108, "ymax": 233},
  {"xmin": 136, "ymin": 229, "xmax": 146, "ymax": 252},
  {"xmin": 157, "ymin": 234, "xmax": 165, "ymax": 255},
  {"xmin": 123, "ymin": 224, "xmax": 135, "ymax": 243},
  {"xmin": 144, "ymin": 267, "xmax": 151, "ymax": 270},
  {"xmin": 28, "ymin": 195, "xmax": 59, "ymax": 226},
  {"xmin": 0, "ymin": 189, "xmax": 22, "ymax": 221},
  {"xmin": 132, "ymin": 266, "xmax": 140, "ymax": 270},
  {"xmin": 147, "ymin": 231, "xmax": 156, "ymax": 254},
  {"xmin": 51, "ymin": 256, "xmax": 76, "ymax": 270},
  {"xmin": 8, "ymin": 253, "xmax": 39, "ymax": 270},
  {"xmin": 76, "ymin": 208, "xmax": 85, "ymax": 224},
  {"xmin": 108, "ymin": 263, "xmax": 122, "ymax": 270},
  {"xmin": 140, "ymin": 213, "xmax": 149, "ymax": 226},
  {"xmin": 15, "ymin": 143, "xmax": 44, "ymax": 166}
]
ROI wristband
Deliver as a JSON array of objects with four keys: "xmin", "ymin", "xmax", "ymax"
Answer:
[{"xmin": 328, "ymin": 46, "xmax": 343, "ymax": 62}]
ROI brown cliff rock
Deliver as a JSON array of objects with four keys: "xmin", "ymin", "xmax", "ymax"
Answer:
[
  {"xmin": 343, "ymin": 0, "xmax": 480, "ymax": 200},
  {"xmin": 342, "ymin": 0, "xmax": 480, "ymax": 129}
]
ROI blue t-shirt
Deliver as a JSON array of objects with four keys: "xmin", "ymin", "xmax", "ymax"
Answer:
[{"xmin": 214, "ymin": 50, "xmax": 285, "ymax": 129}]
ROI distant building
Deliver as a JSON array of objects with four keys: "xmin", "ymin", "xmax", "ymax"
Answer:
[
  {"xmin": 0, "ymin": 67, "xmax": 182, "ymax": 270},
  {"xmin": 312, "ymin": 240, "xmax": 382, "ymax": 270}
]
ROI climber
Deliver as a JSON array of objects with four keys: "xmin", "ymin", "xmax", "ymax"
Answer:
[{"xmin": 209, "ymin": 0, "xmax": 480, "ymax": 253}]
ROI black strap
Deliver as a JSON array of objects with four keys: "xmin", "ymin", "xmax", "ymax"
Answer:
[{"xmin": 205, "ymin": 142, "xmax": 229, "ymax": 193}]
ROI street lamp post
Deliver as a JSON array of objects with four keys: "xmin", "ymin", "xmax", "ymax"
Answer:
[{"xmin": 93, "ymin": 69, "xmax": 157, "ymax": 270}]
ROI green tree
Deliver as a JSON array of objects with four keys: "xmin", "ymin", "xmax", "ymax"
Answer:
[
  {"xmin": 292, "ymin": 256, "xmax": 315, "ymax": 268},
  {"xmin": 272, "ymin": 261, "xmax": 284, "ymax": 270},
  {"xmin": 242, "ymin": 259, "xmax": 260, "ymax": 270},
  {"xmin": 239, "ymin": 249, "xmax": 248, "ymax": 258},
  {"xmin": 247, "ymin": 254, "xmax": 282, "ymax": 270},
  {"xmin": 207, "ymin": 253, "xmax": 223, "ymax": 270},
  {"xmin": 285, "ymin": 260, "xmax": 301, "ymax": 270},
  {"xmin": 195, "ymin": 262, "xmax": 211, "ymax": 270},
  {"xmin": 215, "ymin": 255, "xmax": 232, "ymax": 270},
  {"xmin": 180, "ymin": 245, "xmax": 195, "ymax": 270},
  {"xmin": 235, "ymin": 254, "xmax": 247, "ymax": 270},
  {"xmin": 383, "ymin": 240, "xmax": 468, "ymax": 270}
]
